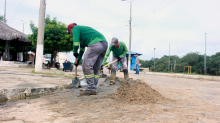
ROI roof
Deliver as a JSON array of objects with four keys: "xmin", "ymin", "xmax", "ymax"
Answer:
[
  {"xmin": 0, "ymin": 22, "xmax": 30, "ymax": 42},
  {"xmin": 126, "ymin": 51, "xmax": 142, "ymax": 56}
]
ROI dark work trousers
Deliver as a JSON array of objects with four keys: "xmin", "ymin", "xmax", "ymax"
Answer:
[{"xmin": 82, "ymin": 41, "xmax": 108, "ymax": 91}]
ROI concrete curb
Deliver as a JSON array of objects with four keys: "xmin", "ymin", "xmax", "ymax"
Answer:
[
  {"xmin": 144, "ymin": 72, "xmax": 220, "ymax": 82},
  {"xmin": 0, "ymin": 83, "xmax": 72, "ymax": 101}
]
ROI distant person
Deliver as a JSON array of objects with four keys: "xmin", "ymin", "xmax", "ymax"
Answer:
[
  {"xmin": 67, "ymin": 23, "xmax": 108, "ymax": 96},
  {"xmin": 134, "ymin": 53, "xmax": 140, "ymax": 74},
  {"xmin": 101, "ymin": 37, "xmax": 129, "ymax": 85}
]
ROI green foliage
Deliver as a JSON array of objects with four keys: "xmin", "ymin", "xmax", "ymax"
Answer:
[
  {"xmin": 28, "ymin": 15, "xmax": 73, "ymax": 67},
  {"xmin": 140, "ymin": 52, "xmax": 220, "ymax": 75},
  {"xmin": 0, "ymin": 15, "xmax": 6, "ymax": 23}
]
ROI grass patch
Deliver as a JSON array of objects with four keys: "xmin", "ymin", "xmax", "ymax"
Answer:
[
  {"xmin": 64, "ymin": 75, "xmax": 75, "ymax": 79},
  {"xmin": 183, "ymin": 72, "xmax": 200, "ymax": 75},
  {"xmin": 148, "ymin": 71, "xmax": 217, "ymax": 76},
  {"xmin": 30, "ymin": 70, "xmax": 76, "ymax": 79}
]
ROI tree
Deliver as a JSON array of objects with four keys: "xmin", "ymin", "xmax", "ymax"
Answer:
[
  {"xmin": 140, "ymin": 59, "xmax": 153, "ymax": 68},
  {"xmin": 0, "ymin": 15, "xmax": 6, "ymax": 23},
  {"xmin": 0, "ymin": 15, "xmax": 4, "ymax": 22},
  {"xmin": 208, "ymin": 52, "xmax": 220, "ymax": 75},
  {"xmin": 28, "ymin": 15, "xmax": 73, "ymax": 67},
  {"xmin": 135, "ymin": 51, "xmax": 219, "ymax": 75}
]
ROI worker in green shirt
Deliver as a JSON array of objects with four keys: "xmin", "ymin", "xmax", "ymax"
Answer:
[
  {"xmin": 67, "ymin": 23, "xmax": 108, "ymax": 96},
  {"xmin": 101, "ymin": 37, "xmax": 129, "ymax": 85}
]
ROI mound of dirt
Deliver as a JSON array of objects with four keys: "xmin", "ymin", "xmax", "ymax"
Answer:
[{"xmin": 112, "ymin": 79, "xmax": 169, "ymax": 105}]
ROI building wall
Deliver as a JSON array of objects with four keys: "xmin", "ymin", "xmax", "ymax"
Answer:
[{"xmin": 58, "ymin": 53, "xmax": 68, "ymax": 68}]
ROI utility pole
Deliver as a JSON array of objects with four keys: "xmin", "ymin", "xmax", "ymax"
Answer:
[
  {"xmin": 154, "ymin": 48, "xmax": 156, "ymax": 71},
  {"xmin": 4, "ymin": 0, "xmax": 6, "ymax": 24},
  {"xmin": 21, "ymin": 20, "xmax": 25, "ymax": 33},
  {"xmin": 108, "ymin": 38, "xmax": 111, "ymax": 64},
  {"xmin": 168, "ymin": 44, "xmax": 170, "ymax": 72},
  {"xmin": 128, "ymin": 1, "xmax": 132, "ymax": 71},
  {"xmin": 204, "ymin": 33, "xmax": 207, "ymax": 75},
  {"xmin": 121, "ymin": 0, "xmax": 134, "ymax": 71},
  {"xmin": 3, "ymin": 0, "xmax": 10, "ymax": 61},
  {"xmin": 35, "ymin": 0, "xmax": 46, "ymax": 72}
]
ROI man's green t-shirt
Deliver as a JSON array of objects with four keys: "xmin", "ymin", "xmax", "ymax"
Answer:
[
  {"xmin": 102, "ymin": 41, "xmax": 128, "ymax": 65},
  {"xmin": 72, "ymin": 25, "xmax": 107, "ymax": 62}
]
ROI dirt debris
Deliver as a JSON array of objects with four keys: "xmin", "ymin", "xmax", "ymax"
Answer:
[
  {"xmin": 99, "ymin": 74, "xmax": 107, "ymax": 78},
  {"xmin": 112, "ymin": 78, "xmax": 171, "ymax": 105}
]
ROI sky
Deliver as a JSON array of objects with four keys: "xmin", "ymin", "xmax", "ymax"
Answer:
[{"xmin": 1, "ymin": 0, "xmax": 220, "ymax": 62}]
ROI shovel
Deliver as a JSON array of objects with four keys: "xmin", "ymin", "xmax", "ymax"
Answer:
[
  {"xmin": 72, "ymin": 59, "xmax": 118, "ymax": 87},
  {"xmin": 102, "ymin": 59, "xmax": 118, "ymax": 69},
  {"xmin": 72, "ymin": 58, "xmax": 82, "ymax": 88}
]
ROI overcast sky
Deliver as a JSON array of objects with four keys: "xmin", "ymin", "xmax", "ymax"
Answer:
[{"xmin": 1, "ymin": 0, "xmax": 220, "ymax": 62}]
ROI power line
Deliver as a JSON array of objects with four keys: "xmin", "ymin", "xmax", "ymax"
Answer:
[
  {"xmin": 87, "ymin": 0, "xmax": 177, "ymax": 25},
  {"xmin": 8, "ymin": 0, "xmax": 176, "ymax": 26},
  {"xmin": 133, "ymin": 0, "xmax": 177, "ymax": 21},
  {"xmin": 86, "ymin": 20, "xmax": 128, "ymax": 25},
  {"xmin": 10, "ymin": 0, "xmax": 24, "ymax": 20}
]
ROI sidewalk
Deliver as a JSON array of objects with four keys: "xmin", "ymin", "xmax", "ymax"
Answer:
[
  {"xmin": 0, "ymin": 66, "xmax": 82, "ymax": 101},
  {"xmin": 1, "ymin": 66, "xmax": 219, "ymax": 101}
]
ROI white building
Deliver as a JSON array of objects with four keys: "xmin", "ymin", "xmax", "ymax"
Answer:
[{"xmin": 58, "ymin": 52, "xmax": 68, "ymax": 68}]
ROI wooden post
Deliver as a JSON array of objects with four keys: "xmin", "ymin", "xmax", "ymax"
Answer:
[
  {"xmin": 4, "ymin": 41, "xmax": 10, "ymax": 61},
  {"xmin": 25, "ymin": 42, "xmax": 28, "ymax": 61},
  {"xmin": 190, "ymin": 66, "xmax": 192, "ymax": 73},
  {"xmin": 18, "ymin": 41, "xmax": 20, "ymax": 61},
  {"xmin": 187, "ymin": 66, "xmax": 189, "ymax": 73},
  {"xmin": 23, "ymin": 43, "xmax": 26, "ymax": 62}
]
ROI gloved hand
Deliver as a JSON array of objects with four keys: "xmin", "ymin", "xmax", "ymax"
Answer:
[
  {"xmin": 73, "ymin": 53, "xmax": 78, "ymax": 58},
  {"xmin": 117, "ymin": 56, "xmax": 121, "ymax": 61},
  {"xmin": 100, "ymin": 65, "xmax": 104, "ymax": 70},
  {"xmin": 74, "ymin": 60, "xmax": 79, "ymax": 67}
]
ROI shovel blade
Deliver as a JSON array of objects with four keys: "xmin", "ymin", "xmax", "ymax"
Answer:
[{"xmin": 72, "ymin": 78, "xmax": 79, "ymax": 86}]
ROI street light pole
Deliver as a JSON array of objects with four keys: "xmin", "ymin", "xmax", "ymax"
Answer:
[
  {"xmin": 122, "ymin": 0, "xmax": 134, "ymax": 71},
  {"xmin": 21, "ymin": 20, "xmax": 25, "ymax": 33},
  {"xmin": 154, "ymin": 48, "xmax": 155, "ymax": 71},
  {"xmin": 204, "ymin": 33, "xmax": 207, "ymax": 75}
]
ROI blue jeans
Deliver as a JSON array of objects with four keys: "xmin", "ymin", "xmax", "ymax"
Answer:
[{"xmin": 136, "ymin": 64, "xmax": 139, "ymax": 74}]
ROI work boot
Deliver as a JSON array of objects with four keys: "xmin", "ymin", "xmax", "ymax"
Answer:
[
  {"xmin": 79, "ymin": 90, "xmax": 96, "ymax": 96},
  {"xmin": 123, "ymin": 69, "xmax": 129, "ymax": 79},
  {"xmin": 110, "ymin": 69, "xmax": 116, "ymax": 85}
]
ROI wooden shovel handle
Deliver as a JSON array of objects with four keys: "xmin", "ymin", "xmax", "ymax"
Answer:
[
  {"xmin": 75, "ymin": 58, "xmax": 77, "ymax": 78},
  {"xmin": 76, "ymin": 60, "xmax": 118, "ymax": 80},
  {"xmin": 79, "ymin": 76, "xmax": 84, "ymax": 80},
  {"xmin": 102, "ymin": 59, "xmax": 118, "ymax": 68}
]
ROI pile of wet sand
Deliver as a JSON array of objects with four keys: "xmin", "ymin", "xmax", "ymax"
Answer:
[{"xmin": 112, "ymin": 78, "xmax": 169, "ymax": 105}]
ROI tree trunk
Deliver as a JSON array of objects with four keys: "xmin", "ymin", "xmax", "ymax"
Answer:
[{"xmin": 50, "ymin": 51, "xmax": 57, "ymax": 68}]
